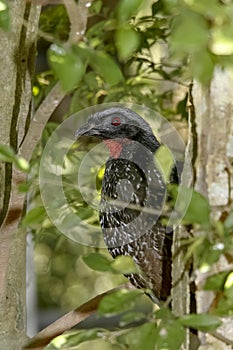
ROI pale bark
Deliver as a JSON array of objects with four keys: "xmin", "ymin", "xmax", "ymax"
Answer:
[
  {"xmin": 64, "ymin": 0, "xmax": 94, "ymax": 44},
  {"xmin": 0, "ymin": 1, "xmax": 96, "ymax": 348},
  {"xmin": 172, "ymin": 226, "xmax": 191, "ymax": 349},
  {"xmin": 172, "ymin": 90, "xmax": 196, "ymax": 349},
  {"xmin": 0, "ymin": 2, "xmax": 41, "ymax": 348},
  {"xmin": 192, "ymin": 67, "xmax": 233, "ymax": 349}
]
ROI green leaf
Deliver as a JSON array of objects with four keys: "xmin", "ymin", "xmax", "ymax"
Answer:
[
  {"xmin": 22, "ymin": 207, "xmax": 46, "ymax": 228},
  {"xmin": 155, "ymin": 307, "xmax": 174, "ymax": 321},
  {"xmin": 184, "ymin": 190, "xmax": 210, "ymax": 225},
  {"xmin": 77, "ymin": 207, "xmax": 95, "ymax": 221},
  {"xmin": 154, "ymin": 308, "xmax": 185, "ymax": 350},
  {"xmin": 190, "ymin": 50, "xmax": 214, "ymax": 85},
  {"xmin": 82, "ymin": 252, "xmax": 113, "ymax": 272},
  {"xmin": 170, "ymin": 10, "xmax": 209, "ymax": 54},
  {"xmin": 117, "ymin": 323, "xmax": 157, "ymax": 350},
  {"xmin": 184, "ymin": 235, "xmax": 222, "ymax": 269},
  {"xmin": 155, "ymin": 145, "xmax": 174, "ymax": 182},
  {"xmin": 14, "ymin": 156, "xmax": 30, "ymax": 173},
  {"xmin": 211, "ymin": 22, "xmax": 233, "ymax": 56},
  {"xmin": 48, "ymin": 44, "xmax": 86, "ymax": 92},
  {"xmin": 76, "ymin": 46, "xmax": 123, "ymax": 85},
  {"xmin": 169, "ymin": 185, "xmax": 210, "ymax": 225},
  {"xmin": 115, "ymin": 26, "xmax": 140, "ymax": 61},
  {"xmin": 0, "ymin": 144, "xmax": 15, "ymax": 162},
  {"xmin": 116, "ymin": 0, "xmax": 144, "ymax": 21},
  {"xmin": 179, "ymin": 314, "xmax": 221, "ymax": 332},
  {"xmin": 0, "ymin": 0, "xmax": 10, "ymax": 31},
  {"xmin": 17, "ymin": 182, "xmax": 30, "ymax": 193},
  {"xmin": 214, "ymin": 293, "xmax": 233, "ymax": 316},
  {"xmin": 45, "ymin": 329, "xmax": 102, "ymax": 349},
  {"xmin": 98, "ymin": 289, "xmax": 142, "ymax": 315},
  {"xmin": 0, "ymin": 144, "xmax": 30, "ymax": 172},
  {"xmin": 84, "ymin": 71, "xmax": 99, "ymax": 91},
  {"xmin": 83, "ymin": 253, "xmax": 138, "ymax": 274},
  {"xmin": 204, "ymin": 271, "xmax": 230, "ymax": 291},
  {"xmin": 111, "ymin": 255, "xmax": 138, "ymax": 274},
  {"xmin": 120, "ymin": 311, "xmax": 145, "ymax": 327},
  {"xmin": 155, "ymin": 321, "xmax": 185, "ymax": 350}
]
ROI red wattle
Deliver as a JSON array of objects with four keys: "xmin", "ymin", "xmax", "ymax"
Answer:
[{"xmin": 104, "ymin": 140, "xmax": 123, "ymax": 159}]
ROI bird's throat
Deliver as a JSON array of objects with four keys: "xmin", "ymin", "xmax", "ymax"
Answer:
[{"xmin": 104, "ymin": 139, "xmax": 131, "ymax": 159}]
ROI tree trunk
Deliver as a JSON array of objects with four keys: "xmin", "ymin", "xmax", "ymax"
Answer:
[
  {"xmin": 0, "ymin": 2, "xmax": 40, "ymax": 348},
  {"xmin": 192, "ymin": 67, "xmax": 233, "ymax": 349}
]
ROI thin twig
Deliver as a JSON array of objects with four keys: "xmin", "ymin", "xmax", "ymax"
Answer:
[
  {"xmin": 209, "ymin": 330, "xmax": 233, "ymax": 348},
  {"xmin": 143, "ymin": 76, "xmax": 189, "ymax": 87}
]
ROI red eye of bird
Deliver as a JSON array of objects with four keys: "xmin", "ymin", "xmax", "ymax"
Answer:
[{"xmin": 111, "ymin": 117, "xmax": 121, "ymax": 126}]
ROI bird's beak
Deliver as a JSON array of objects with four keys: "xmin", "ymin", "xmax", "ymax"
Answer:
[{"xmin": 75, "ymin": 123, "xmax": 99, "ymax": 139}]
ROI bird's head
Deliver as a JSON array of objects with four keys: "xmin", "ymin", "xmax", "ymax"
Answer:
[{"xmin": 75, "ymin": 107, "xmax": 160, "ymax": 157}]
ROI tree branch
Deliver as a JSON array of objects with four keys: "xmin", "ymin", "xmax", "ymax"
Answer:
[
  {"xmin": 23, "ymin": 284, "xmax": 131, "ymax": 350},
  {"xmin": 0, "ymin": 0, "xmax": 94, "ymax": 344},
  {"xmin": 193, "ymin": 68, "xmax": 233, "ymax": 346},
  {"xmin": 19, "ymin": 83, "xmax": 65, "ymax": 161},
  {"xmin": 209, "ymin": 331, "xmax": 233, "ymax": 348},
  {"xmin": 20, "ymin": 0, "xmax": 94, "ymax": 163},
  {"xmin": 0, "ymin": 2, "xmax": 41, "ymax": 346},
  {"xmin": 64, "ymin": 0, "xmax": 94, "ymax": 44}
]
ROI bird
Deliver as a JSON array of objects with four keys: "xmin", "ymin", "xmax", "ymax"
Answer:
[{"xmin": 75, "ymin": 107, "xmax": 176, "ymax": 304}]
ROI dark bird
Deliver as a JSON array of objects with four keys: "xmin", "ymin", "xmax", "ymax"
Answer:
[{"xmin": 75, "ymin": 107, "xmax": 176, "ymax": 304}]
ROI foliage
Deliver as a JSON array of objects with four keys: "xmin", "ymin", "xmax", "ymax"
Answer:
[
  {"xmin": 98, "ymin": 289, "xmax": 143, "ymax": 315},
  {"xmin": 168, "ymin": 185, "xmax": 211, "ymax": 226},
  {"xmin": 0, "ymin": 0, "xmax": 10, "ymax": 31},
  {"xmin": 39, "ymin": 5, "xmax": 69, "ymax": 41},
  {"xmin": 43, "ymin": 291, "xmax": 221, "ymax": 350},
  {"xmin": 4, "ymin": 0, "xmax": 232, "ymax": 349},
  {"xmin": 36, "ymin": 0, "xmax": 233, "ymax": 112},
  {"xmin": 0, "ymin": 144, "xmax": 29, "ymax": 172},
  {"xmin": 48, "ymin": 45, "xmax": 86, "ymax": 92},
  {"xmin": 37, "ymin": 0, "xmax": 187, "ymax": 117},
  {"xmin": 83, "ymin": 253, "xmax": 139, "ymax": 274},
  {"xmin": 45, "ymin": 329, "xmax": 105, "ymax": 350},
  {"xmin": 164, "ymin": 0, "xmax": 233, "ymax": 84}
]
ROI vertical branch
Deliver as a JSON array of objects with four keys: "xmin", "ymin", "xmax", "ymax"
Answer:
[
  {"xmin": 172, "ymin": 227, "xmax": 191, "ymax": 350},
  {"xmin": 0, "ymin": 0, "xmax": 94, "ymax": 347},
  {"xmin": 64, "ymin": 0, "xmax": 94, "ymax": 44},
  {"xmin": 19, "ymin": 83, "xmax": 65, "ymax": 161},
  {"xmin": 193, "ymin": 67, "xmax": 233, "ymax": 347},
  {"xmin": 172, "ymin": 83, "xmax": 196, "ymax": 350},
  {"xmin": 0, "ymin": 1, "xmax": 41, "ymax": 348},
  {"xmin": 18, "ymin": 0, "xmax": 95, "ymax": 164}
]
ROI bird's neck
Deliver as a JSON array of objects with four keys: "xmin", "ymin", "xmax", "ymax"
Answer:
[
  {"xmin": 103, "ymin": 132, "xmax": 160, "ymax": 160},
  {"xmin": 103, "ymin": 138, "xmax": 131, "ymax": 159},
  {"xmin": 136, "ymin": 131, "xmax": 160, "ymax": 153}
]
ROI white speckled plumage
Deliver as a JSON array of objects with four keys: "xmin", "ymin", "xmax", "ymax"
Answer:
[{"xmin": 76, "ymin": 107, "xmax": 176, "ymax": 303}]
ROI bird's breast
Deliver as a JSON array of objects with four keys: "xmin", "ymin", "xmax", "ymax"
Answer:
[{"xmin": 99, "ymin": 153, "xmax": 166, "ymax": 248}]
